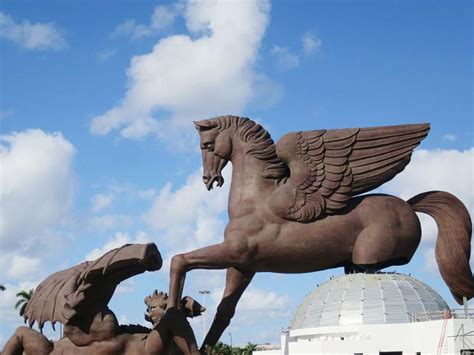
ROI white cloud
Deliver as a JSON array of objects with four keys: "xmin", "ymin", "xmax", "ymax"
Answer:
[
  {"xmin": 118, "ymin": 314, "xmax": 131, "ymax": 325},
  {"xmin": 136, "ymin": 188, "xmax": 157, "ymax": 200},
  {"xmin": 382, "ymin": 148, "xmax": 473, "ymax": 213},
  {"xmin": 88, "ymin": 213, "xmax": 133, "ymax": 230},
  {"xmin": 207, "ymin": 287, "xmax": 291, "ymax": 330},
  {"xmin": 91, "ymin": 0, "xmax": 273, "ymax": 140},
  {"xmin": 0, "ymin": 129, "xmax": 75, "ymax": 250},
  {"xmin": 90, "ymin": 193, "xmax": 114, "ymax": 213},
  {"xmin": 112, "ymin": 3, "xmax": 183, "ymax": 41},
  {"xmin": 151, "ymin": 4, "xmax": 182, "ymax": 31},
  {"xmin": 107, "ymin": 182, "xmax": 158, "ymax": 201},
  {"xmin": 202, "ymin": 285, "xmax": 291, "ymax": 334},
  {"xmin": 97, "ymin": 48, "xmax": 117, "ymax": 62},
  {"xmin": 85, "ymin": 231, "xmax": 150, "ymax": 261},
  {"xmin": 116, "ymin": 279, "xmax": 135, "ymax": 294},
  {"xmin": 0, "ymin": 12, "xmax": 67, "ymax": 50},
  {"xmin": 0, "ymin": 282, "xmax": 19, "ymax": 344},
  {"xmin": 144, "ymin": 169, "xmax": 230, "ymax": 262},
  {"xmin": 271, "ymin": 45, "xmax": 300, "ymax": 71},
  {"xmin": 3, "ymin": 255, "xmax": 41, "ymax": 279},
  {"xmin": 422, "ymin": 246, "xmax": 438, "ymax": 274},
  {"xmin": 0, "ymin": 109, "xmax": 13, "ymax": 121},
  {"xmin": 442, "ymin": 133, "xmax": 457, "ymax": 142},
  {"xmin": 238, "ymin": 288, "xmax": 291, "ymax": 313},
  {"xmin": 302, "ymin": 32, "xmax": 321, "ymax": 55},
  {"xmin": 0, "ymin": 283, "xmax": 33, "ymax": 326},
  {"xmin": 270, "ymin": 31, "xmax": 321, "ymax": 71},
  {"xmin": 111, "ymin": 19, "xmax": 149, "ymax": 41},
  {"xmin": 88, "ymin": 183, "xmax": 158, "ymax": 227}
]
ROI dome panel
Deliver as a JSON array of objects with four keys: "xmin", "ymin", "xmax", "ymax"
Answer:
[{"xmin": 291, "ymin": 273, "xmax": 450, "ymax": 330}]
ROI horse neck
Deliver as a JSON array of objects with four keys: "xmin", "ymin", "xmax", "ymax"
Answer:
[{"xmin": 227, "ymin": 139, "xmax": 276, "ymax": 218}]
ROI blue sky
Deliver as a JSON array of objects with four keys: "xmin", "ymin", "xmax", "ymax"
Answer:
[{"xmin": 0, "ymin": 0, "xmax": 472, "ymax": 347}]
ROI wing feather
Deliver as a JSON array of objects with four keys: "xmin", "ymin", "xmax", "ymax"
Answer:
[
  {"xmin": 324, "ymin": 164, "xmax": 348, "ymax": 174},
  {"xmin": 269, "ymin": 123, "xmax": 430, "ymax": 222},
  {"xmin": 325, "ymin": 147, "xmax": 352, "ymax": 158},
  {"xmin": 350, "ymin": 136, "xmax": 425, "ymax": 161},
  {"xmin": 350, "ymin": 145, "xmax": 415, "ymax": 168},
  {"xmin": 324, "ymin": 157, "xmax": 348, "ymax": 166},
  {"xmin": 356, "ymin": 123, "xmax": 429, "ymax": 139},
  {"xmin": 326, "ymin": 199, "xmax": 347, "ymax": 210},
  {"xmin": 354, "ymin": 130, "xmax": 429, "ymax": 149}
]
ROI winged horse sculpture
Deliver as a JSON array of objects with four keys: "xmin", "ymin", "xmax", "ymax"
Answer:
[{"xmin": 166, "ymin": 115, "xmax": 473, "ymax": 354}]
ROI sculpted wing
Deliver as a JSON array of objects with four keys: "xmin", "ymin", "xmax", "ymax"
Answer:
[
  {"xmin": 23, "ymin": 243, "xmax": 162, "ymax": 330},
  {"xmin": 269, "ymin": 123, "xmax": 430, "ymax": 222}
]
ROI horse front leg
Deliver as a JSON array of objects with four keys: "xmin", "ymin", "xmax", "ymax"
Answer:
[
  {"xmin": 167, "ymin": 239, "xmax": 255, "ymax": 309},
  {"xmin": 200, "ymin": 267, "xmax": 254, "ymax": 354}
]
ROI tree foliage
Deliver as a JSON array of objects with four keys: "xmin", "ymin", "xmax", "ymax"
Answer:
[
  {"xmin": 212, "ymin": 341, "xmax": 257, "ymax": 355},
  {"xmin": 15, "ymin": 289, "xmax": 34, "ymax": 317}
]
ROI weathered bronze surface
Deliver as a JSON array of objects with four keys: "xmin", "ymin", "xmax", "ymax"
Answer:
[
  {"xmin": 167, "ymin": 115, "xmax": 473, "ymax": 353},
  {"xmin": 2, "ymin": 243, "xmax": 204, "ymax": 355}
]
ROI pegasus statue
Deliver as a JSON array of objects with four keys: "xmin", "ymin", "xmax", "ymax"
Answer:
[
  {"xmin": 165, "ymin": 115, "xmax": 473, "ymax": 354},
  {"xmin": 2, "ymin": 243, "xmax": 205, "ymax": 355}
]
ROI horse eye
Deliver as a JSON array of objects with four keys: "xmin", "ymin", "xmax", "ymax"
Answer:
[{"xmin": 203, "ymin": 142, "xmax": 215, "ymax": 150}]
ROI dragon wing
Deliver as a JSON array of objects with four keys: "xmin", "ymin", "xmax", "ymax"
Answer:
[
  {"xmin": 23, "ymin": 243, "xmax": 162, "ymax": 330},
  {"xmin": 269, "ymin": 123, "xmax": 430, "ymax": 222}
]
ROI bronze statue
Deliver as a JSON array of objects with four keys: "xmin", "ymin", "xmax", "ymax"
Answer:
[
  {"xmin": 166, "ymin": 115, "xmax": 473, "ymax": 353},
  {"xmin": 2, "ymin": 243, "xmax": 204, "ymax": 355}
]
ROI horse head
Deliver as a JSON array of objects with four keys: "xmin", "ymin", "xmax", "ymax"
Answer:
[{"xmin": 194, "ymin": 119, "xmax": 231, "ymax": 191}]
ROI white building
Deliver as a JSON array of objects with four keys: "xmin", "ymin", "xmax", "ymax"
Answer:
[{"xmin": 254, "ymin": 273, "xmax": 473, "ymax": 355}]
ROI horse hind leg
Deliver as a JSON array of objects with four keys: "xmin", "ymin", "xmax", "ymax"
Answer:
[{"xmin": 350, "ymin": 214, "xmax": 421, "ymax": 273}]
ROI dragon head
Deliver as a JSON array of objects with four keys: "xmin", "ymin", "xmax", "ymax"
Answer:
[{"xmin": 144, "ymin": 290, "xmax": 206, "ymax": 326}]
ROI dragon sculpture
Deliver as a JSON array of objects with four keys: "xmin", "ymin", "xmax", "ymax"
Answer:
[{"xmin": 2, "ymin": 243, "xmax": 205, "ymax": 355}]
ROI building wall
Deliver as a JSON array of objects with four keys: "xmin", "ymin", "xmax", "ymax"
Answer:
[{"xmin": 254, "ymin": 318, "xmax": 474, "ymax": 355}]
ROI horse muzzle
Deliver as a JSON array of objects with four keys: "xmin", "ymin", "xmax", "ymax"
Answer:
[
  {"xmin": 202, "ymin": 154, "xmax": 227, "ymax": 190},
  {"xmin": 203, "ymin": 174, "xmax": 224, "ymax": 191}
]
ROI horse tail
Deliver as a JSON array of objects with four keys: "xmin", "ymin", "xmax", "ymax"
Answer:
[{"xmin": 408, "ymin": 191, "xmax": 473, "ymax": 304}]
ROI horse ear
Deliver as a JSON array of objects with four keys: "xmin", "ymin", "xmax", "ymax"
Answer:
[{"xmin": 194, "ymin": 119, "xmax": 217, "ymax": 131}]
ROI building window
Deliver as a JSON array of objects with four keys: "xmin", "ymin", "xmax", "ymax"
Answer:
[{"xmin": 379, "ymin": 352, "xmax": 402, "ymax": 355}]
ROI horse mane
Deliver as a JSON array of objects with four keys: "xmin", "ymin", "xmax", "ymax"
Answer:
[{"xmin": 212, "ymin": 115, "xmax": 288, "ymax": 179}]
